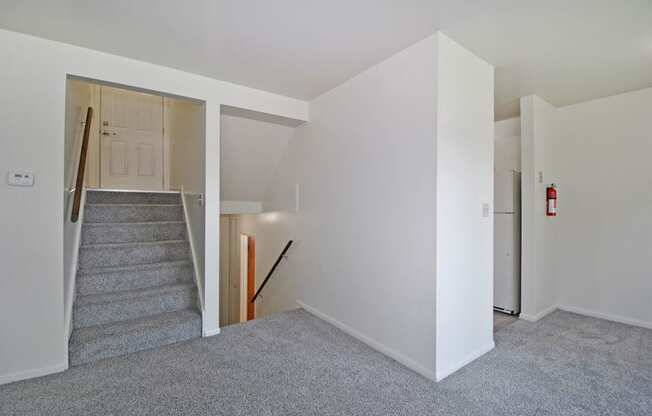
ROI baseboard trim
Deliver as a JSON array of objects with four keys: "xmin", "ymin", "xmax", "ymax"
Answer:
[
  {"xmin": 0, "ymin": 361, "xmax": 67, "ymax": 386},
  {"xmin": 64, "ymin": 189, "xmax": 86, "ymax": 341},
  {"xmin": 296, "ymin": 300, "xmax": 436, "ymax": 381},
  {"xmin": 520, "ymin": 304, "xmax": 558, "ymax": 322},
  {"xmin": 435, "ymin": 341, "xmax": 495, "ymax": 382},
  {"xmin": 558, "ymin": 305, "xmax": 652, "ymax": 330},
  {"xmin": 203, "ymin": 327, "xmax": 221, "ymax": 337}
]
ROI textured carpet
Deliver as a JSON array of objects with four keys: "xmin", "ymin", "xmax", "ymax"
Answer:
[
  {"xmin": 70, "ymin": 190, "xmax": 201, "ymax": 366},
  {"xmin": 493, "ymin": 310, "xmax": 518, "ymax": 333},
  {"xmin": 1, "ymin": 309, "xmax": 650, "ymax": 415}
]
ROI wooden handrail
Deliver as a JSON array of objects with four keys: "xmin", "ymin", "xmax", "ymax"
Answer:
[{"xmin": 71, "ymin": 107, "xmax": 93, "ymax": 223}]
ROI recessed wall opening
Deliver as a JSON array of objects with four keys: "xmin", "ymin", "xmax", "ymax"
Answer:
[
  {"xmin": 218, "ymin": 105, "xmax": 302, "ymax": 327},
  {"xmin": 65, "ymin": 76, "xmax": 206, "ymax": 193},
  {"xmin": 493, "ymin": 116, "xmax": 522, "ymax": 333},
  {"xmin": 63, "ymin": 76, "xmax": 207, "ymax": 365}
]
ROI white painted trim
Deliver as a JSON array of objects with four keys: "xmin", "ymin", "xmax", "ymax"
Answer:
[
  {"xmin": 0, "ymin": 361, "xmax": 67, "ymax": 386},
  {"xmin": 296, "ymin": 300, "xmax": 436, "ymax": 381},
  {"xmin": 180, "ymin": 187, "xmax": 205, "ymax": 314},
  {"xmin": 64, "ymin": 189, "xmax": 86, "ymax": 341},
  {"xmin": 203, "ymin": 328, "xmax": 221, "ymax": 337},
  {"xmin": 519, "ymin": 304, "xmax": 558, "ymax": 322},
  {"xmin": 220, "ymin": 200, "xmax": 262, "ymax": 215},
  {"xmin": 85, "ymin": 188, "xmax": 180, "ymax": 194},
  {"xmin": 162, "ymin": 97, "xmax": 171, "ymax": 190},
  {"xmin": 87, "ymin": 84, "xmax": 101, "ymax": 188},
  {"xmin": 558, "ymin": 305, "xmax": 652, "ymax": 330},
  {"xmin": 435, "ymin": 341, "xmax": 495, "ymax": 382}
]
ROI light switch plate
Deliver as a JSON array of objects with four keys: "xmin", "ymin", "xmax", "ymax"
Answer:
[
  {"xmin": 482, "ymin": 203, "xmax": 490, "ymax": 218},
  {"xmin": 7, "ymin": 171, "xmax": 34, "ymax": 187}
]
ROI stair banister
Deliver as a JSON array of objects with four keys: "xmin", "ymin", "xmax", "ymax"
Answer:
[
  {"xmin": 71, "ymin": 107, "xmax": 93, "ymax": 223},
  {"xmin": 251, "ymin": 240, "xmax": 293, "ymax": 303}
]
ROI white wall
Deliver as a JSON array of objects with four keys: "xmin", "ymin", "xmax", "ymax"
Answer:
[
  {"xmin": 238, "ymin": 212, "xmax": 296, "ymax": 318},
  {"xmin": 168, "ymin": 98, "xmax": 206, "ymax": 321},
  {"xmin": 494, "ymin": 117, "xmax": 521, "ymax": 172},
  {"xmin": 0, "ymin": 28, "xmax": 307, "ymax": 384},
  {"xmin": 220, "ymin": 114, "xmax": 294, "ymax": 204},
  {"xmin": 242, "ymin": 34, "xmax": 440, "ymax": 379},
  {"xmin": 520, "ymin": 88, "xmax": 652, "ymax": 329},
  {"xmin": 550, "ymin": 88, "xmax": 652, "ymax": 328},
  {"xmin": 239, "ymin": 33, "xmax": 494, "ymax": 381},
  {"xmin": 63, "ymin": 79, "xmax": 93, "ymax": 340},
  {"xmin": 519, "ymin": 95, "xmax": 558, "ymax": 321},
  {"xmin": 434, "ymin": 34, "xmax": 494, "ymax": 381}
]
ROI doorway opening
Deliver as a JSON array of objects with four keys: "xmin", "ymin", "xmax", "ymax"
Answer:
[
  {"xmin": 493, "ymin": 117, "xmax": 522, "ymax": 333},
  {"xmin": 219, "ymin": 216, "xmax": 256, "ymax": 326},
  {"xmin": 63, "ymin": 76, "xmax": 209, "ymax": 362},
  {"xmin": 65, "ymin": 77, "xmax": 205, "ymax": 193}
]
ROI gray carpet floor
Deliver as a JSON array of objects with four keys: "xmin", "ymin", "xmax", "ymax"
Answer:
[
  {"xmin": 493, "ymin": 310, "xmax": 518, "ymax": 333},
  {"xmin": 1, "ymin": 309, "xmax": 650, "ymax": 415}
]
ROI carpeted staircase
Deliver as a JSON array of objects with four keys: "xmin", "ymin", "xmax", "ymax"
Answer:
[{"xmin": 69, "ymin": 190, "xmax": 202, "ymax": 366}]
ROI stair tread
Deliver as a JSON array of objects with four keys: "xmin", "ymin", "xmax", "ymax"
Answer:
[
  {"xmin": 71, "ymin": 190, "xmax": 200, "ymax": 364},
  {"xmin": 70, "ymin": 309, "xmax": 201, "ymax": 343},
  {"xmin": 76, "ymin": 282, "xmax": 195, "ymax": 306},
  {"xmin": 78, "ymin": 259, "xmax": 193, "ymax": 276},
  {"xmin": 86, "ymin": 203, "xmax": 182, "ymax": 207},
  {"xmin": 86, "ymin": 190, "xmax": 180, "ymax": 194},
  {"xmin": 83, "ymin": 221, "xmax": 185, "ymax": 226},
  {"xmin": 80, "ymin": 239, "xmax": 188, "ymax": 250}
]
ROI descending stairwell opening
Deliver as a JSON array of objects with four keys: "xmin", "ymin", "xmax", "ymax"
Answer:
[
  {"xmin": 218, "ymin": 106, "xmax": 302, "ymax": 327},
  {"xmin": 64, "ymin": 78, "xmax": 207, "ymax": 365}
]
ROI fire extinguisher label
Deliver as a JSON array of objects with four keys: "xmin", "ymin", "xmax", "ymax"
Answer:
[{"xmin": 547, "ymin": 199, "xmax": 557, "ymax": 215}]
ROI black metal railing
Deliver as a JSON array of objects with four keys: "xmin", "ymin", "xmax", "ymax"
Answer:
[{"xmin": 251, "ymin": 240, "xmax": 293, "ymax": 303}]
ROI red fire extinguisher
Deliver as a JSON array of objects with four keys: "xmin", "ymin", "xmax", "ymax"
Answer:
[{"xmin": 546, "ymin": 184, "xmax": 557, "ymax": 217}]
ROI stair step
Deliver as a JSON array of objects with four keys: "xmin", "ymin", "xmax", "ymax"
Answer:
[
  {"xmin": 77, "ymin": 260, "xmax": 194, "ymax": 296},
  {"xmin": 73, "ymin": 283, "xmax": 197, "ymax": 329},
  {"xmin": 84, "ymin": 204, "xmax": 183, "ymax": 223},
  {"xmin": 82, "ymin": 221, "xmax": 187, "ymax": 244},
  {"xmin": 78, "ymin": 240, "xmax": 190, "ymax": 269},
  {"xmin": 86, "ymin": 190, "xmax": 180, "ymax": 205},
  {"xmin": 69, "ymin": 309, "xmax": 201, "ymax": 366}
]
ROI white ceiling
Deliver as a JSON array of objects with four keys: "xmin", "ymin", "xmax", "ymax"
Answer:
[
  {"xmin": 220, "ymin": 114, "xmax": 294, "ymax": 202},
  {"xmin": 1, "ymin": 1, "xmax": 650, "ymax": 119}
]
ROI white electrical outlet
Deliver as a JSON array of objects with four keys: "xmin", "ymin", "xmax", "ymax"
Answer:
[{"xmin": 7, "ymin": 171, "xmax": 34, "ymax": 187}]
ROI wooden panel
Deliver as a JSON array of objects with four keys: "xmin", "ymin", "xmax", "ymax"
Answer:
[
  {"xmin": 109, "ymin": 140, "xmax": 128, "ymax": 175},
  {"xmin": 219, "ymin": 216, "xmax": 231, "ymax": 328},
  {"xmin": 137, "ymin": 144, "xmax": 154, "ymax": 176},
  {"xmin": 247, "ymin": 236, "xmax": 256, "ymax": 321},
  {"xmin": 112, "ymin": 89, "xmax": 132, "ymax": 128}
]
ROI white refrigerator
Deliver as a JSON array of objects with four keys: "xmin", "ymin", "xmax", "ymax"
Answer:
[{"xmin": 494, "ymin": 170, "xmax": 521, "ymax": 315}]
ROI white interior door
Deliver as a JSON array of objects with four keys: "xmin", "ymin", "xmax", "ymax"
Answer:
[{"xmin": 100, "ymin": 86, "xmax": 164, "ymax": 190}]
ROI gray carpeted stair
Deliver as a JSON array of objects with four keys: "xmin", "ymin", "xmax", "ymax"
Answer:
[{"xmin": 69, "ymin": 190, "xmax": 201, "ymax": 367}]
